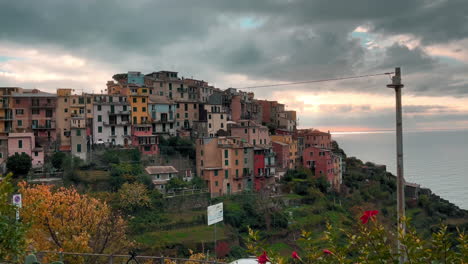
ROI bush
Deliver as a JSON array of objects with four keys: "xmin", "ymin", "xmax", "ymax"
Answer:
[{"xmin": 6, "ymin": 153, "xmax": 32, "ymax": 177}]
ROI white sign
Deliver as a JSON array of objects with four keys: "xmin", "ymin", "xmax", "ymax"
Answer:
[
  {"xmin": 12, "ymin": 194, "xmax": 22, "ymax": 208},
  {"xmin": 207, "ymin": 202, "xmax": 223, "ymax": 225}
]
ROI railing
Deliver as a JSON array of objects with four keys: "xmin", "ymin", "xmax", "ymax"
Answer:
[{"xmin": 33, "ymin": 251, "xmax": 225, "ymax": 264}]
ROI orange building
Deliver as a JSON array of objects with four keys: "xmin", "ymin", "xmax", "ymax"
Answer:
[{"xmin": 196, "ymin": 137, "xmax": 251, "ymax": 197}]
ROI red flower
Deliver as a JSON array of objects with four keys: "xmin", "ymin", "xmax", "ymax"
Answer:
[
  {"xmin": 257, "ymin": 251, "xmax": 270, "ymax": 264},
  {"xmin": 291, "ymin": 251, "xmax": 302, "ymax": 260},
  {"xmin": 360, "ymin": 210, "xmax": 379, "ymax": 224},
  {"xmin": 323, "ymin": 249, "xmax": 333, "ymax": 255}
]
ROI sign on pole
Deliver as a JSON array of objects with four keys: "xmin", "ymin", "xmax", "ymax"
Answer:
[
  {"xmin": 207, "ymin": 202, "xmax": 223, "ymax": 225},
  {"xmin": 12, "ymin": 194, "xmax": 22, "ymax": 221}
]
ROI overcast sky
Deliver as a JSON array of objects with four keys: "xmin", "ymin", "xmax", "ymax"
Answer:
[{"xmin": 1, "ymin": 0, "xmax": 468, "ymax": 131}]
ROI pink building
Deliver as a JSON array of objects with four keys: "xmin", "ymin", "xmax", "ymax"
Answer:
[
  {"xmin": 131, "ymin": 124, "xmax": 158, "ymax": 155},
  {"xmin": 11, "ymin": 90, "xmax": 57, "ymax": 150},
  {"xmin": 230, "ymin": 120, "xmax": 270, "ymax": 146},
  {"xmin": 302, "ymin": 146, "xmax": 334, "ymax": 183},
  {"xmin": 298, "ymin": 129, "xmax": 332, "ymax": 149},
  {"xmin": 8, "ymin": 132, "xmax": 44, "ymax": 168},
  {"xmin": 272, "ymin": 141, "xmax": 289, "ymax": 170}
]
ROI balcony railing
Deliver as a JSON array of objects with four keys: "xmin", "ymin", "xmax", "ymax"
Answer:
[
  {"xmin": 32, "ymin": 124, "xmax": 56, "ymax": 129},
  {"xmin": 103, "ymin": 121, "xmax": 130, "ymax": 126},
  {"xmin": 108, "ymin": 110, "xmax": 131, "ymax": 115},
  {"xmin": 31, "ymin": 103, "xmax": 55, "ymax": 108},
  {"xmin": 0, "ymin": 115, "xmax": 13, "ymax": 120}
]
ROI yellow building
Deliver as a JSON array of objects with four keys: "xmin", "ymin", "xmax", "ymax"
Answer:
[
  {"xmin": 129, "ymin": 87, "xmax": 150, "ymax": 124},
  {"xmin": 271, "ymin": 134, "xmax": 298, "ymax": 169}
]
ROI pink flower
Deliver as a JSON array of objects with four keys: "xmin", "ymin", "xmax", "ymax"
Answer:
[
  {"xmin": 323, "ymin": 249, "xmax": 333, "ymax": 255},
  {"xmin": 291, "ymin": 251, "xmax": 301, "ymax": 260},
  {"xmin": 257, "ymin": 251, "xmax": 270, "ymax": 264},
  {"xmin": 360, "ymin": 210, "xmax": 379, "ymax": 224}
]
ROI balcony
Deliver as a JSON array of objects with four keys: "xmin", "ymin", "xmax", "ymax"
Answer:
[
  {"xmin": 108, "ymin": 110, "xmax": 131, "ymax": 115},
  {"xmin": 0, "ymin": 103, "xmax": 9, "ymax": 109},
  {"xmin": 177, "ymin": 88, "xmax": 188, "ymax": 93},
  {"xmin": 0, "ymin": 115, "xmax": 13, "ymax": 120},
  {"xmin": 31, "ymin": 103, "xmax": 55, "ymax": 108},
  {"xmin": 104, "ymin": 121, "xmax": 130, "ymax": 126},
  {"xmin": 32, "ymin": 124, "xmax": 56, "ymax": 130}
]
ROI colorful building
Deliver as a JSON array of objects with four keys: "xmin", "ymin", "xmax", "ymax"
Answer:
[
  {"xmin": 148, "ymin": 96, "xmax": 176, "ymax": 137},
  {"xmin": 145, "ymin": 165, "xmax": 179, "ymax": 192},
  {"xmin": 196, "ymin": 137, "xmax": 251, "ymax": 197},
  {"xmin": 92, "ymin": 95, "xmax": 132, "ymax": 146},
  {"xmin": 302, "ymin": 146, "xmax": 335, "ymax": 185},
  {"xmin": 298, "ymin": 129, "xmax": 333, "ymax": 149},
  {"xmin": 8, "ymin": 132, "xmax": 44, "ymax": 168},
  {"xmin": 131, "ymin": 123, "xmax": 158, "ymax": 155},
  {"xmin": 230, "ymin": 120, "xmax": 270, "ymax": 146},
  {"xmin": 129, "ymin": 87, "xmax": 150, "ymax": 125},
  {"xmin": 11, "ymin": 90, "xmax": 57, "ymax": 152},
  {"xmin": 271, "ymin": 134, "xmax": 298, "ymax": 169}
]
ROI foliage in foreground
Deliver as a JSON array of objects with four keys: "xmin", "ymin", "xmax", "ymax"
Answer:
[
  {"xmin": 18, "ymin": 182, "xmax": 131, "ymax": 264},
  {"xmin": 0, "ymin": 174, "xmax": 27, "ymax": 262},
  {"xmin": 246, "ymin": 211, "xmax": 468, "ymax": 263}
]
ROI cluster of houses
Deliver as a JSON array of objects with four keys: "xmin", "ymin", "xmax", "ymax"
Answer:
[{"xmin": 0, "ymin": 70, "xmax": 343, "ymax": 196}]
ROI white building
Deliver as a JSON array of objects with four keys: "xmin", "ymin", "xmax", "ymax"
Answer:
[
  {"xmin": 92, "ymin": 95, "xmax": 131, "ymax": 146},
  {"xmin": 145, "ymin": 165, "xmax": 179, "ymax": 192}
]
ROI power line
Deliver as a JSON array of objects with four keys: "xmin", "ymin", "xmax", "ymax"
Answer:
[{"xmin": 235, "ymin": 72, "xmax": 394, "ymax": 89}]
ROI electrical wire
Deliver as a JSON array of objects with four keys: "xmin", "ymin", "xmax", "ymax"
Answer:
[{"xmin": 235, "ymin": 72, "xmax": 394, "ymax": 89}]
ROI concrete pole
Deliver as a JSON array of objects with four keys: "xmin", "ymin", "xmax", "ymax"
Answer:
[{"xmin": 387, "ymin": 67, "xmax": 405, "ymax": 263}]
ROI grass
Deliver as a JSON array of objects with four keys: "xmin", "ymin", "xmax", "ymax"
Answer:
[
  {"xmin": 135, "ymin": 224, "xmax": 229, "ymax": 247},
  {"xmin": 77, "ymin": 170, "xmax": 110, "ymax": 182}
]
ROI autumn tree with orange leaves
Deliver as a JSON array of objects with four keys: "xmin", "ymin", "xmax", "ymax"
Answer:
[{"xmin": 18, "ymin": 182, "xmax": 131, "ymax": 260}]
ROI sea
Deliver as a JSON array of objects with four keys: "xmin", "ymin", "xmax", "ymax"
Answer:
[{"xmin": 332, "ymin": 130, "xmax": 468, "ymax": 210}]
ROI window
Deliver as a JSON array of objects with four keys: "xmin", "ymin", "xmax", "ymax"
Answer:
[
  {"xmin": 133, "ymin": 107, "xmax": 137, "ymax": 112},
  {"xmin": 123, "ymin": 105, "xmax": 127, "ymax": 111},
  {"xmin": 184, "ymin": 104, "xmax": 188, "ymax": 111},
  {"xmin": 208, "ymin": 123, "xmax": 212, "ymax": 128},
  {"xmin": 124, "ymin": 126, "xmax": 128, "ymax": 135},
  {"xmin": 215, "ymin": 181, "xmax": 218, "ymax": 187},
  {"xmin": 214, "ymin": 170, "xmax": 218, "ymax": 176},
  {"xmin": 201, "ymin": 160, "xmax": 204, "ymax": 166},
  {"xmin": 142, "ymin": 98, "xmax": 146, "ymax": 103},
  {"xmin": 253, "ymin": 139, "xmax": 256, "ymax": 145},
  {"xmin": 77, "ymin": 144, "xmax": 82, "ymax": 153},
  {"xmin": 15, "ymin": 99, "xmax": 20, "ymax": 104},
  {"xmin": 236, "ymin": 169, "xmax": 239, "ymax": 178},
  {"xmin": 224, "ymin": 149, "xmax": 228, "ymax": 158},
  {"xmin": 76, "ymin": 130, "xmax": 81, "ymax": 136},
  {"xmin": 225, "ymin": 160, "xmax": 228, "ymax": 166},
  {"xmin": 169, "ymin": 83, "xmax": 172, "ymax": 90},
  {"xmin": 98, "ymin": 126, "xmax": 102, "ymax": 133},
  {"xmin": 98, "ymin": 115, "xmax": 102, "ymax": 122},
  {"xmin": 221, "ymin": 123, "xmax": 224, "ymax": 128},
  {"xmin": 244, "ymin": 128, "xmax": 248, "ymax": 134},
  {"xmin": 87, "ymin": 97, "xmax": 91, "ymax": 104},
  {"xmin": 79, "ymin": 97, "xmax": 84, "ymax": 104},
  {"xmin": 17, "ymin": 120, "xmax": 22, "ymax": 127},
  {"xmin": 64, "ymin": 108, "xmax": 68, "ymax": 113},
  {"xmin": 159, "ymin": 91, "xmax": 163, "ymax": 96},
  {"xmin": 34, "ymin": 152, "xmax": 38, "ymax": 157},
  {"xmin": 184, "ymin": 113, "xmax": 188, "ymax": 118},
  {"xmin": 224, "ymin": 170, "xmax": 228, "ymax": 179},
  {"xmin": 176, "ymin": 113, "xmax": 180, "ymax": 118},
  {"xmin": 97, "ymin": 105, "xmax": 102, "ymax": 111},
  {"xmin": 18, "ymin": 140, "xmax": 22, "ymax": 148},
  {"xmin": 208, "ymin": 114, "xmax": 211, "ymax": 119},
  {"xmin": 235, "ymin": 149, "xmax": 238, "ymax": 156},
  {"xmin": 221, "ymin": 114, "xmax": 223, "ymax": 119},
  {"xmin": 15, "ymin": 109, "xmax": 24, "ymax": 115},
  {"xmin": 235, "ymin": 160, "xmax": 239, "ymax": 165},
  {"xmin": 32, "ymin": 109, "xmax": 40, "ymax": 115},
  {"xmin": 244, "ymin": 158, "xmax": 248, "ymax": 164},
  {"xmin": 253, "ymin": 128, "xmax": 256, "ymax": 133},
  {"xmin": 133, "ymin": 98, "xmax": 137, "ymax": 103},
  {"xmin": 133, "ymin": 117, "xmax": 137, "ymax": 124},
  {"xmin": 194, "ymin": 104, "xmax": 197, "ymax": 109},
  {"xmin": 142, "ymin": 107, "xmax": 146, "ymax": 112}
]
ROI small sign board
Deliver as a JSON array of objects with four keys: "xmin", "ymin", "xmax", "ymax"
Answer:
[
  {"xmin": 207, "ymin": 202, "xmax": 223, "ymax": 225},
  {"xmin": 12, "ymin": 194, "xmax": 22, "ymax": 208}
]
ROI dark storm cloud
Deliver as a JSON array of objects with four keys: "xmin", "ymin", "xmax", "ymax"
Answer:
[{"xmin": 0, "ymin": 0, "xmax": 467, "ymax": 96}]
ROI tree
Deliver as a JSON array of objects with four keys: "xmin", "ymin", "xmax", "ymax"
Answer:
[
  {"xmin": 0, "ymin": 174, "xmax": 27, "ymax": 262},
  {"xmin": 50, "ymin": 152, "xmax": 66, "ymax": 170},
  {"xmin": 6, "ymin": 153, "xmax": 32, "ymax": 177},
  {"xmin": 18, "ymin": 182, "xmax": 130, "ymax": 263},
  {"xmin": 166, "ymin": 177, "xmax": 189, "ymax": 191},
  {"xmin": 117, "ymin": 182, "xmax": 151, "ymax": 212}
]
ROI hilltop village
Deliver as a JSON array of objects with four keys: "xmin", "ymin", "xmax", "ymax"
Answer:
[{"xmin": 0, "ymin": 71, "xmax": 343, "ymax": 196}]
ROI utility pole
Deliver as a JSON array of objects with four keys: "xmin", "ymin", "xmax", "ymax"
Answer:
[{"xmin": 387, "ymin": 67, "xmax": 405, "ymax": 263}]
